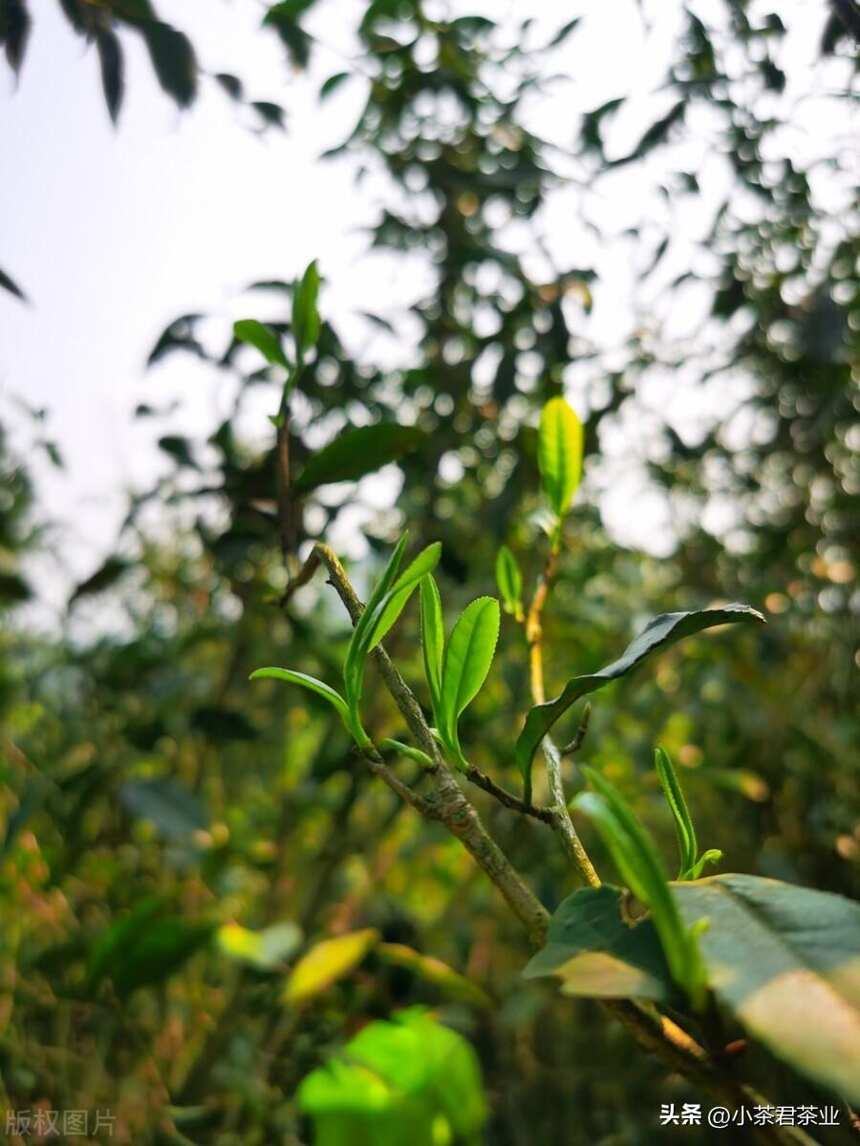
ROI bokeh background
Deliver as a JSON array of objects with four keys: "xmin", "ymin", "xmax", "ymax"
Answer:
[{"xmin": 1, "ymin": 1, "xmax": 858, "ymax": 1142}]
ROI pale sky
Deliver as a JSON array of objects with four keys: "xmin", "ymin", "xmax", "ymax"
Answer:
[{"xmin": 0, "ymin": 0, "xmax": 850, "ymax": 621}]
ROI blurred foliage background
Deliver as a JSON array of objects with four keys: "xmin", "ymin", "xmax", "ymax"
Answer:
[{"xmin": 1, "ymin": 1, "xmax": 858, "ymax": 1143}]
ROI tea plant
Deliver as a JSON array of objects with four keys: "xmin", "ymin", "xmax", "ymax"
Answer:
[{"xmin": 247, "ymin": 269, "xmax": 860, "ymax": 1145}]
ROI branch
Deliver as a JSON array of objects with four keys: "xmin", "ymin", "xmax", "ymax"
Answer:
[{"xmin": 313, "ymin": 542, "xmax": 551, "ymax": 947}]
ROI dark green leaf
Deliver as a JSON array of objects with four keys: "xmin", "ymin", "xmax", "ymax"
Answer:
[
  {"xmin": 515, "ymin": 604, "xmax": 765, "ymax": 788},
  {"xmin": 524, "ymin": 885, "xmax": 672, "ymax": 1001},
  {"xmin": 320, "ymin": 70, "xmax": 349, "ymax": 98},
  {"xmin": 673, "ymin": 875, "xmax": 860, "ymax": 1103},
  {"xmin": 120, "ymin": 777, "xmax": 209, "ymax": 840},
  {"xmin": 252, "ymin": 100, "xmax": 286, "ymax": 129},
  {"xmin": 68, "ymin": 557, "xmax": 131, "ymax": 608},
  {"xmin": 158, "ymin": 434, "xmax": 197, "ymax": 468},
  {"xmin": 1, "ymin": 0, "xmax": 30, "ymax": 73},
  {"xmin": 95, "ymin": 27, "xmax": 124, "ymax": 123},
  {"xmin": 215, "ymin": 72, "xmax": 243, "ymax": 100},
  {"xmin": 294, "ymin": 423, "xmax": 424, "ymax": 492},
  {"xmin": 139, "ymin": 20, "xmax": 197, "ymax": 108},
  {"xmin": 0, "ymin": 263, "xmax": 27, "ymax": 302}
]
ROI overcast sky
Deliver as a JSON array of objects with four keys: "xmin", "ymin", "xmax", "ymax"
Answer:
[{"xmin": 0, "ymin": 0, "xmax": 846, "ymax": 620}]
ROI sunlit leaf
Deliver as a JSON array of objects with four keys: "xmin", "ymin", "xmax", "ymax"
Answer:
[
  {"xmin": 495, "ymin": 545, "xmax": 523, "ymax": 620},
  {"xmin": 368, "ymin": 541, "xmax": 441, "ymax": 648},
  {"xmin": 284, "ymin": 929, "xmax": 379, "ymax": 1005},
  {"xmin": 673, "ymin": 875, "xmax": 860, "ymax": 1103},
  {"xmin": 233, "ymin": 319, "xmax": 288, "ymax": 369},
  {"xmin": 378, "ymin": 943, "xmax": 492, "ymax": 1007},
  {"xmin": 538, "ymin": 397, "xmax": 583, "ymax": 518},
  {"xmin": 217, "ymin": 921, "xmax": 302, "ymax": 970},
  {"xmin": 292, "ymin": 259, "xmax": 320, "ymax": 359}
]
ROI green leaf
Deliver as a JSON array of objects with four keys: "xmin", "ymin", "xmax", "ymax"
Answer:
[
  {"xmin": 654, "ymin": 747, "xmax": 697, "ymax": 879},
  {"xmin": 320, "ymin": 70, "xmax": 349, "ymax": 98},
  {"xmin": 575, "ymin": 769, "xmax": 705, "ymax": 1007},
  {"xmin": 295, "ymin": 424, "xmax": 424, "ymax": 492},
  {"xmin": 523, "ymin": 885, "xmax": 673, "ymax": 1001},
  {"xmin": 495, "ymin": 545, "xmax": 523, "ymax": 620},
  {"xmin": 88, "ymin": 901, "xmax": 213, "ymax": 998},
  {"xmin": 298, "ymin": 1009, "xmax": 486, "ymax": 1145},
  {"xmin": 292, "ymin": 259, "xmax": 321, "ymax": 359},
  {"xmin": 672, "ymin": 875, "xmax": 860, "ymax": 1103},
  {"xmin": 538, "ymin": 397, "xmax": 583, "ymax": 518},
  {"xmin": 515, "ymin": 604, "xmax": 765, "ymax": 795},
  {"xmin": 233, "ymin": 319, "xmax": 288, "ymax": 369},
  {"xmin": 419, "ymin": 574, "xmax": 444, "ymax": 718},
  {"xmin": 250, "ymin": 667, "xmax": 351, "ymax": 734},
  {"xmin": 380, "ymin": 739, "xmax": 434, "ymax": 770},
  {"xmin": 439, "ymin": 597, "xmax": 500, "ymax": 768},
  {"xmin": 343, "ymin": 534, "xmax": 409, "ymax": 741},
  {"xmin": 368, "ymin": 542, "xmax": 441, "ymax": 649}
]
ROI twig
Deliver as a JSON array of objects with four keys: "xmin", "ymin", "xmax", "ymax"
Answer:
[
  {"xmin": 464, "ymin": 765, "xmax": 556, "ymax": 824},
  {"xmin": 313, "ymin": 542, "xmax": 551, "ymax": 947},
  {"xmin": 523, "ymin": 542, "xmax": 600, "ymax": 886}
]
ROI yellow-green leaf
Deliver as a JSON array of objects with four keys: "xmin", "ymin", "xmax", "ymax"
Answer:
[
  {"xmin": 538, "ymin": 397, "xmax": 583, "ymax": 517},
  {"xmin": 283, "ymin": 929, "xmax": 379, "ymax": 1005}
]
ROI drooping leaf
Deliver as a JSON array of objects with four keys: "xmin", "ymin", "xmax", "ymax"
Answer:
[
  {"xmin": 368, "ymin": 541, "xmax": 441, "ymax": 649},
  {"xmin": 139, "ymin": 20, "xmax": 197, "ymax": 108},
  {"xmin": 233, "ymin": 319, "xmax": 288, "ymax": 369},
  {"xmin": 1, "ymin": 0, "xmax": 30, "ymax": 72},
  {"xmin": 672, "ymin": 875, "xmax": 860, "ymax": 1103},
  {"xmin": 284, "ymin": 928, "xmax": 379, "ymax": 1005},
  {"xmin": 0, "ymin": 263, "xmax": 27, "ymax": 302},
  {"xmin": 120, "ymin": 777, "xmax": 209, "ymax": 840},
  {"xmin": 294, "ymin": 424, "xmax": 424, "ymax": 492},
  {"xmin": 575, "ymin": 769, "xmax": 706, "ymax": 1006},
  {"xmin": 515, "ymin": 604, "xmax": 765, "ymax": 791},
  {"xmin": 217, "ymin": 920, "xmax": 302, "ymax": 970},
  {"xmin": 263, "ymin": 0, "xmax": 315, "ymax": 67},
  {"xmin": 95, "ymin": 26, "xmax": 124, "ymax": 123},
  {"xmin": 250, "ymin": 667, "xmax": 351, "ymax": 733},
  {"xmin": 439, "ymin": 597, "xmax": 500, "ymax": 768},
  {"xmin": 495, "ymin": 545, "xmax": 523, "ymax": 620},
  {"xmin": 523, "ymin": 885, "xmax": 672, "ymax": 1001},
  {"xmin": 158, "ymin": 434, "xmax": 197, "ymax": 468},
  {"xmin": 419, "ymin": 574, "xmax": 444, "ymax": 717},
  {"xmin": 292, "ymin": 259, "xmax": 321, "ymax": 360},
  {"xmin": 609, "ymin": 99, "xmax": 686, "ymax": 168}
]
